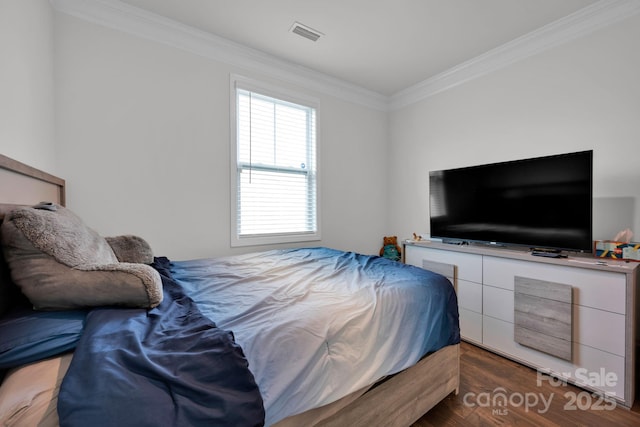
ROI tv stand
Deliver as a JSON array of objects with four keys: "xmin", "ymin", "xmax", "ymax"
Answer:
[{"xmin": 404, "ymin": 240, "xmax": 639, "ymax": 408}]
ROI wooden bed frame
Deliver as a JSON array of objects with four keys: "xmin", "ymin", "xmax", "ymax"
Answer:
[{"xmin": 0, "ymin": 152, "xmax": 460, "ymax": 426}]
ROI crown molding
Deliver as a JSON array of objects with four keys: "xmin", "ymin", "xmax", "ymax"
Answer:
[
  {"xmin": 389, "ymin": 0, "xmax": 640, "ymax": 110},
  {"xmin": 50, "ymin": 0, "xmax": 389, "ymax": 111},
  {"xmin": 51, "ymin": 0, "xmax": 640, "ymax": 112}
]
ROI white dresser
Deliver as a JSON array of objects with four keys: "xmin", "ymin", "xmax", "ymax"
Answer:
[{"xmin": 405, "ymin": 240, "xmax": 639, "ymax": 407}]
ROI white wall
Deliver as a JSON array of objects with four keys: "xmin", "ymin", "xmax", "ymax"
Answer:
[
  {"xmin": 11, "ymin": 4, "xmax": 635, "ymax": 259},
  {"xmin": 389, "ymin": 13, "xmax": 640, "ymax": 244},
  {"xmin": 0, "ymin": 0, "xmax": 56, "ymax": 172},
  {"xmin": 54, "ymin": 13, "xmax": 389, "ymax": 260}
]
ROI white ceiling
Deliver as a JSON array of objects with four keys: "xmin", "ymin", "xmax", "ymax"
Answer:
[{"xmin": 116, "ymin": 0, "xmax": 599, "ymax": 96}]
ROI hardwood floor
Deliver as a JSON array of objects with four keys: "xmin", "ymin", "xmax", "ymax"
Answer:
[{"xmin": 412, "ymin": 342, "xmax": 640, "ymax": 426}]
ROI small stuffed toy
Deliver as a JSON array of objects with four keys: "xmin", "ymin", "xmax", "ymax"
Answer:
[{"xmin": 380, "ymin": 235, "xmax": 402, "ymax": 261}]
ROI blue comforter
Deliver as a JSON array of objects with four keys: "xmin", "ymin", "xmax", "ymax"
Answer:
[
  {"xmin": 57, "ymin": 257, "xmax": 265, "ymax": 427},
  {"xmin": 171, "ymin": 247, "xmax": 460, "ymax": 425}
]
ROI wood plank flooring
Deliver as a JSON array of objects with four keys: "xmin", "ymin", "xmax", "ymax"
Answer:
[{"xmin": 411, "ymin": 342, "xmax": 640, "ymax": 426}]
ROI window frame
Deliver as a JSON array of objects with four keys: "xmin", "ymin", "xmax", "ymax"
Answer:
[{"xmin": 230, "ymin": 75, "xmax": 321, "ymax": 247}]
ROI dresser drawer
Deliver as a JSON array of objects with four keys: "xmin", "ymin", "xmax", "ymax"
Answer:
[
  {"xmin": 460, "ymin": 308, "xmax": 482, "ymax": 343},
  {"xmin": 483, "ymin": 316, "xmax": 626, "ymax": 400},
  {"xmin": 483, "ymin": 256, "xmax": 626, "ymax": 314},
  {"xmin": 406, "ymin": 246, "xmax": 482, "ymax": 283},
  {"xmin": 483, "ymin": 285, "xmax": 512, "ymax": 322},
  {"xmin": 457, "ymin": 279, "xmax": 482, "ymax": 313}
]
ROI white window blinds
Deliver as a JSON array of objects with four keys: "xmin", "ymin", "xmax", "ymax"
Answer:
[{"xmin": 231, "ymin": 81, "xmax": 319, "ymax": 246}]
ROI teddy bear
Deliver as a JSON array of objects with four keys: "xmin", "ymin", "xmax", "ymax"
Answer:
[{"xmin": 379, "ymin": 235, "xmax": 402, "ymax": 261}]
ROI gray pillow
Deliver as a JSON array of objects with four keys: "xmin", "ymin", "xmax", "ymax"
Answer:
[
  {"xmin": 106, "ymin": 235, "xmax": 154, "ymax": 264},
  {"xmin": 0, "ymin": 204, "xmax": 162, "ymax": 310}
]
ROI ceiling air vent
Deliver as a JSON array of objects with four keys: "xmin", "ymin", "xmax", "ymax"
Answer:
[{"xmin": 289, "ymin": 22, "xmax": 323, "ymax": 42}]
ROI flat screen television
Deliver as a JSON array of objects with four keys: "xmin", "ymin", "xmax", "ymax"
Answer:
[{"xmin": 429, "ymin": 150, "xmax": 593, "ymax": 253}]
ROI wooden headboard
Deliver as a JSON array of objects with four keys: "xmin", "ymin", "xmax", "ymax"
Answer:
[{"xmin": 0, "ymin": 153, "xmax": 65, "ymax": 208}]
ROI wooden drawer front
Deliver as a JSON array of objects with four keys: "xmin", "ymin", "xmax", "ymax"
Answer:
[
  {"xmin": 405, "ymin": 246, "xmax": 482, "ymax": 283},
  {"xmin": 421, "ymin": 259, "xmax": 455, "ymax": 280},
  {"xmin": 483, "ymin": 284, "xmax": 624, "ymax": 355},
  {"xmin": 483, "ymin": 316, "xmax": 625, "ymax": 401},
  {"xmin": 459, "ymin": 308, "xmax": 482, "ymax": 343},
  {"xmin": 514, "ymin": 277, "xmax": 572, "ymax": 361},
  {"xmin": 457, "ymin": 279, "xmax": 482, "ymax": 313},
  {"xmin": 483, "ymin": 256, "xmax": 626, "ymax": 314},
  {"xmin": 483, "ymin": 285, "xmax": 513, "ymax": 322}
]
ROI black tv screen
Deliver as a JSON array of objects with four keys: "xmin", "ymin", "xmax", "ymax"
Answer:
[{"xmin": 429, "ymin": 150, "xmax": 593, "ymax": 253}]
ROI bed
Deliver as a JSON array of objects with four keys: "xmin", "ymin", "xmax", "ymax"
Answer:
[{"xmin": 0, "ymin": 153, "xmax": 460, "ymax": 427}]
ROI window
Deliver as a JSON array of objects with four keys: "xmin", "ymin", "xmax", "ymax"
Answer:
[{"xmin": 230, "ymin": 77, "xmax": 320, "ymax": 246}]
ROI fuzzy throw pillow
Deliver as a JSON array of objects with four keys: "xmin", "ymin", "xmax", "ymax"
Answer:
[
  {"xmin": 105, "ymin": 235, "xmax": 154, "ymax": 264},
  {"xmin": 0, "ymin": 203, "xmax": 162, "ymax": 310}
]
